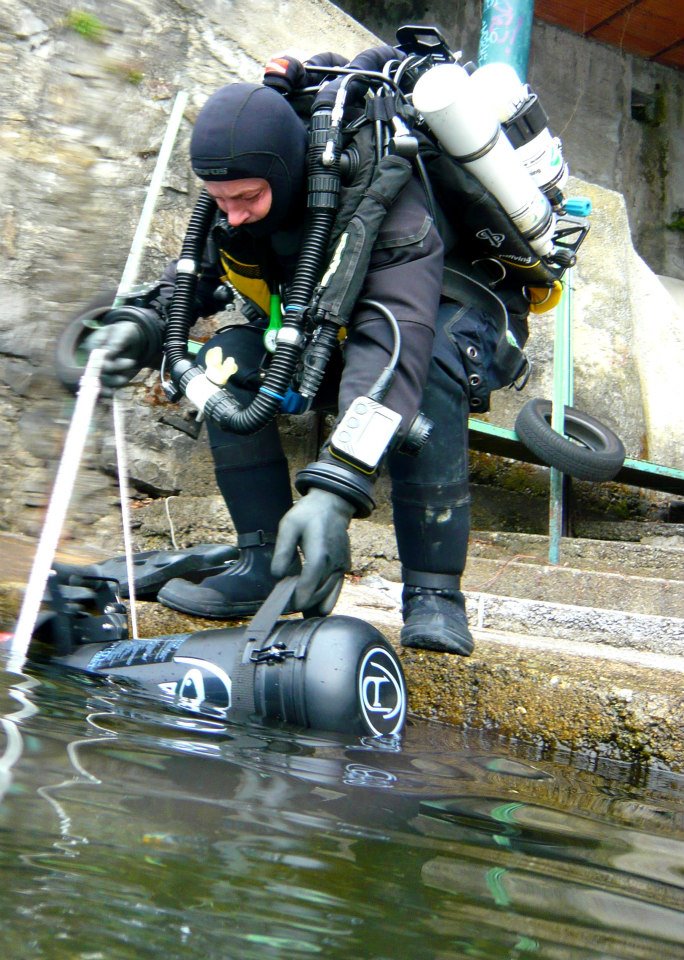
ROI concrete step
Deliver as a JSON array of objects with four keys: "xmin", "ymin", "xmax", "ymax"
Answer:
[
  {"xmin": 351, "ymin": 575, "xmax": 684, "ymax": 657},
  {"xmin": 350, "ymin": 522, "xmax": 684, "ymax": 584},
  {"xmin": 467, "ymin": 530, "xmax": 684, "ymax": 581},
  {"xmin": 575, "ymin": 518, "xmax": 684, "ymax": 546},
  {"xmin": 350, "ymin": 523, "xmax": 684, "ymax": 619},
  {"xmin": 332, "ymin": 577, "xmax": 684, "ymax": 772},
  {"xmin": 465, "ymin": 591, "xmax": 684, "ymax": 656},
  {"xmin": 461, "ymin": 556, "xmax": 684, "ymax": 619},
  {"xmin": 402, "ymin": 627, "xmax": 684, "ymax": 772}
]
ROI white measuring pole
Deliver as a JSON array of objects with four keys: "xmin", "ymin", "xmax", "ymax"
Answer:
[
  {"xmin": 113, "ymin": 396, "xmax": 139, "ymax": 639},
  {"xmin": 9, "ymin": 350, "xmax": 106, "ymax": 672},
  {"xmin": 8, "ymin": 91, "xmax": 188, "ymax": 672},
  {"xmin": 108, "ymin": 90, "xmax": 188, "ymax": 637},
  {"xmin": 114, "ymin": 91, "xmax": 188, "ymax": 305}
]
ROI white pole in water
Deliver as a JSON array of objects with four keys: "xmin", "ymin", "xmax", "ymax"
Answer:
[
  {"xmin": 112, "ymin": 396, "xmax": 139, "ymax": 640},
  {"xmin": 7, "ymin": 90, "xmax": 189, "ymax": 673},
  {"xmin": 9, "ymin": 350, "xmax": 106, "ymax": 672},
  {"xmin": 111, "ymin": 90, "xmax": 188, "ymax": 635}
]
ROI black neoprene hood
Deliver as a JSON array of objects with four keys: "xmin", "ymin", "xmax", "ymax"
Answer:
[{"xmin": 190, "ymin": 82, "xmax": 308, "ymax": 234}]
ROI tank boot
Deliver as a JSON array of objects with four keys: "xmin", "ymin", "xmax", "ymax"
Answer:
[
  {"xmin": 400, "ymin": 571, "xmax": 474, "ymax": 656},
  {"xmin": 157, "ymin": 531, "xmax": 295, "ymax": 619}
]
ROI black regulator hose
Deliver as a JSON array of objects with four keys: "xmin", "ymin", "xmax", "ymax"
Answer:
[
  {"xmin": 288, "ymin": 110, "xmax": 341, "ymax": 309},
  {"xmin": 164, "ymin": 188, "xmax": 216, "ymax": 373},
  {"xmin": 164, "ymin": 110, "xmax": 341, "ymax": 436}
]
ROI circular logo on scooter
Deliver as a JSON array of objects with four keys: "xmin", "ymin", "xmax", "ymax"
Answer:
[
  {"xmin": 357, "ymin": 646, "xmax": 407, "ymax": 737},
  {"xmin": 170, "ymin": 656, "xmax": 232, "ymax": 715}
]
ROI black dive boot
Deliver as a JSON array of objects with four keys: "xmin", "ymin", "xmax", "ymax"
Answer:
[
  {"xmin": 389, "ymin": 362, "xmax": 475, "ymax": 656},
  {"xmin": 391, "ymin": 485, "xmax": 475, "ymax": 656},
  {"xmin": 158, "ymin": 532, "xmax": 291, "ymax": 618},
  {"xmin": 400, "ymin": 571, "xmax": 474, "ymax": 656}
]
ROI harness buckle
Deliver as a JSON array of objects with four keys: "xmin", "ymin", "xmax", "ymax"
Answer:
[{"xmin": 250, "ymin": 641, "xmax": 297, "ymax": 665}]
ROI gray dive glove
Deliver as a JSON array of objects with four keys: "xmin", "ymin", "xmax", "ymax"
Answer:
[
  {"xmin": 271, "ymin": 488, "xmax": 355, "ymax": 615},
  {"xmin": 83, "ymin": 321, "xmax": 147, "ymax": 394}
]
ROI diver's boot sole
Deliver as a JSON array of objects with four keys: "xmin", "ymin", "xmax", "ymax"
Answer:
[{"xmin": 400, "ymin": 608, "xmax": 474, "ymax": 656}]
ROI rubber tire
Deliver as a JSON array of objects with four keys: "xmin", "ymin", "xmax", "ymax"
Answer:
[
  {"xmin": 55, "ymin": 290, "xmax": 118, "ymax": 393},
  {"xmin": 515, "ymin": 397, "xmax": 626, "ymax": 481}
]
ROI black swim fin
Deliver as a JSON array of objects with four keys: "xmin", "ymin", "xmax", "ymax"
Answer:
[{"xmin": 96, "ymin": 543, "xmax": 240, "ymax": 599}]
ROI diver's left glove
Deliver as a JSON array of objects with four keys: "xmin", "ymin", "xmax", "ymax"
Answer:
[
  {"xmin": 271, "ymin": 488, "xmax": 355, "ymax": 615},
  {"xmin": 82, "ymin": 305, "xmax": 165, "ymax": 394}
]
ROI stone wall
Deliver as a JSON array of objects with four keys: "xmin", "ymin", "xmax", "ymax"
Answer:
[{"xmin": 0, "ymin": 0, "xmax": 374, "ymax": 543}]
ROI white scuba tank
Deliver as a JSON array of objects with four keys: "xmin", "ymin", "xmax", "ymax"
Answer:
[
  {"xmin": 412, "ymin": 62, "xmax": 556, "ymax": 257},
  {"xmin": 468, "ymin": 62, "xmax": 568, "ymax": 209}
]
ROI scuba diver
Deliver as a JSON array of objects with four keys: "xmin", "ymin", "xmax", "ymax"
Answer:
[{"xmin": 81, "ymin": 39, "xmax": 543, "ymax": 658}]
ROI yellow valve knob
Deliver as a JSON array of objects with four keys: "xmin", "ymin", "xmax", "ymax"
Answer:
[{"xmin": 205, "ymin": 346, "xmax": 238, "ymax": 386}]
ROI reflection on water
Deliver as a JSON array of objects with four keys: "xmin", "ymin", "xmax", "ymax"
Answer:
[{"xmin": 1, "ymin": 652, "xmax": 684, "ymax": 960}]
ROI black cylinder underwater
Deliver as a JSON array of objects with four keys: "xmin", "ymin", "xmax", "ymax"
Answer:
[{"xmin": 50, "ymin": 616, "xmax": 407, "ymax": 737}]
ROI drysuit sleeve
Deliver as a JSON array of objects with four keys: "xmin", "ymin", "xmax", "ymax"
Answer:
[
  {"xmin": 294, "ymin": 175, "xmax": 442, "ymax": 518},
  {"xmin": 336, "ymin": 175, "xmax": 444, "ymax": 435}
]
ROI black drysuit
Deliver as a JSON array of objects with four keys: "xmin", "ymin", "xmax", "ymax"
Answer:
[{"xmin": 158, "ymin": 73, "xmax": 528, "ymax": 590}]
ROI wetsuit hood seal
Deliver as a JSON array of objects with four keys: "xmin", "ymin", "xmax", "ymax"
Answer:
[{"xmin": 190, "ymin": 82, "xmax": 308, "ymax": 236}]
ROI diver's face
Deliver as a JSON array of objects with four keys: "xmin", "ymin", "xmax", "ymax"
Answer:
[{"xmin": 204, "ymin": 178, "xmax": 273, "ymax": 226}]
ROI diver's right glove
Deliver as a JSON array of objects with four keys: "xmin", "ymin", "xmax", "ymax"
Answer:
[
  {"xmin": 271, "ymin": 488, "xmax": 355, "ymax": 615},
  {"xmin": 82, "ymin": 305, "xmax": 165, "ymax": 394},
  {"xmin": 83, "ymin": 321, "xmax": 146, "ymax": 393}
]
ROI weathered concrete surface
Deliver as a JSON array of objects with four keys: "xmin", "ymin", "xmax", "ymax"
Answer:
[
  {"xmin": 659, "ymin": 275, "xmax": 684, "ymax": 313},
  {"xmin": 629, "ymin": 250, "xmax": 684, "ymax": 467},
  {"xmin": 332, "ymin": 578, "xmax": 684, "ymax": 772},
  {"xmin": 401, "ymin": 637, "xmax": 684, "ymax": 772},
  {"xmin": 468, "ymin": 528, "xmax": 684, "ymax": 578},
  {"xmin": 464, "ymin": 558, "xmax": 684, "ymax": 619},
  {"xmin": 466, "ymin": 594, "xmax": 684, "ymax": 655}
]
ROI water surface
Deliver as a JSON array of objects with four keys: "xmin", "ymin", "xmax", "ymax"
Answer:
[{"xmin": 2, "ymin": 653, "xmax": 683, "ymax": 959}]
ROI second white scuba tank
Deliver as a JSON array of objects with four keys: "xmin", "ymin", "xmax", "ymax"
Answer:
[
  {"xmin": 468, "ymin": 62, "xmax": 568, "ymax": 210},
  {"xmin": 412, "ymin": 62, "xmax": 556, "ymax": 258}
]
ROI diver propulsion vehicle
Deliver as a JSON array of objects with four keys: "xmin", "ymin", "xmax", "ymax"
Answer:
[{"xmin": 27, "ymin": 561, "xmax": 407, "ymax": 737}]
